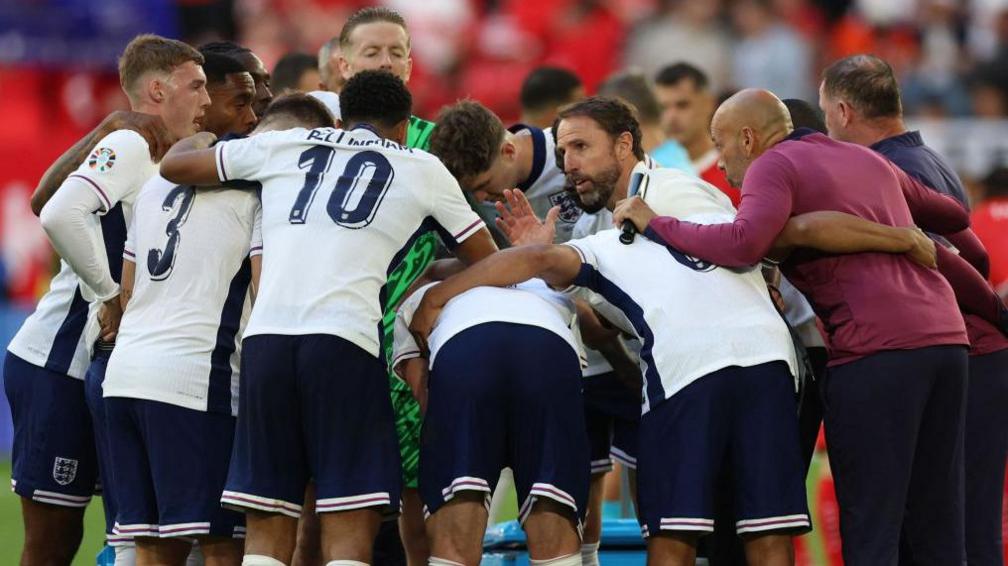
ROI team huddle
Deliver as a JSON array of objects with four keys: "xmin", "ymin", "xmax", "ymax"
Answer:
[{"xmin": 5, "ymin": 6, "xmax": 1008, "ymax": 566}]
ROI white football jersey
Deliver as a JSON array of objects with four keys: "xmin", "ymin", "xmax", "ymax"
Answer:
[
  {"xmin": 568, "ymin": 160, "xmax": 662, "ymax": 377},
  {"xmin": 12, "ymin": 129, "xmax": 153, "ymax": 377},
  {"xmin": 564, "ymin": 229, "xmax": 797, "ymax": 414},
  {"xmin": 103, "ymin": 176, "xmax": 261, "ymax": 415},
  {"xmin": 73, "ymin": 129, "xmax": 155, "ymax": 220},
  {"xmin": 570, "ymin": 208, "xmax": 643, "ymax": 379},
  {"xmin": 392, "ymin": 279, "xmax": 585, "ymax": 370},
  {"xmin": 215, "ymin": 126, "xmax": 485, "ymax": 356},
  {"xmin": 6, "ymin": 262, "xmax": 91, "ymax": 379}
]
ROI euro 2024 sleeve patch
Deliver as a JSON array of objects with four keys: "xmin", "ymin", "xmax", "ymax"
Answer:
[{"xmin": 88, "ymin": 147, "xmax": 116, "ymax": 172}]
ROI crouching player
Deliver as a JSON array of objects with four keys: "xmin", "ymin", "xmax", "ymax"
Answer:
[
  {"xmin": 392, "ymin": 279, "xmax": 590, "ymax": 566},
  {"xmin": 409, "ymin": 168, "xmax": 940, "ymax": 565}
]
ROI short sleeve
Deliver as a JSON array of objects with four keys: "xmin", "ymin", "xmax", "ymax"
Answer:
[
  {"xmin": 70, "ymin": 130, "xmax": 152, "ymax": 213},
  {"xmin": 562, "ymin": 235, "xmax": 602, "ymax": 293},
  {"xmin": 391, "ymin": 283, "xmax": 437, "ymax": 371},
  {"xmin": 249, "ymin": 202, "xmax": 263, "ymax": 257},
  {"xmin": 425, "ymin": 161, "xmax": 485, "ymax": 247},
  {"xmin": 216, "ymin": 131, "xmax": 282, "ymax": 183}
]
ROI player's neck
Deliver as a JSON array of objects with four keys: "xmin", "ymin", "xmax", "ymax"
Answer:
[
  {"xmin": 685, "ymin": 134, "xmax": 714, "ymax": 161},
  {"xmin": 131, "ymin": 98, "xmax": 160, "ymax": 117},
  {"xmin": 513, "ymin": 133, "xmax": 535, "ymax": 187},
  {"xmin": 858, "ymin": 117, "xmax": 908, "ymax": 147}
]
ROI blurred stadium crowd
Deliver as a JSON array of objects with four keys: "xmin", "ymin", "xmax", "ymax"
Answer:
[{"xmin": 1, "ymin": 0, "xmax": 1007, "ymax": 300}]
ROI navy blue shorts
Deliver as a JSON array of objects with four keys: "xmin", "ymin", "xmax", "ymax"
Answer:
[
  {"xmin": 4, "ymin": 351, "xmax": 97, "ymax": 508},
  {"xmin": 637, "ymin": 361, "xmax": 809, "ymax": 538},
  {"xmin": 223, "ymin": 334, "xmax": 401, "ymax": 518},
  {"xmin": 583, "ymin": 371, "xmax": 640, "ymax": 474},
  {"xmin": 86, "ymin": 346, "xmax": 132, "ymax": 546},
  {"xmin": 419, "ymin": 323, "xmax": 589, "ymax": 526},
  {"xmin": 106, "ymin": 397, "xmax": 244, "ymax": 539}
]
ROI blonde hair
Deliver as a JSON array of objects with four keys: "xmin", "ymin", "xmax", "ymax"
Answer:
[{"xmin": 118, "ymin": 34, "xmax": 203, "ymax": 100}]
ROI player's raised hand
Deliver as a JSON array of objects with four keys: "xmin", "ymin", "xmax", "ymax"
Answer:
[
  {"xmin": 101, "ymin": 111, "xmax": 173, "ymax": 161},
  {"xmin": 906, "ymin": 227, "xmax": 938, "ymax": 268},
  {"xmin": 495, "ymin": 188, "xmax": 557, "ymax": 246},
  {"xmin": 613, "ymin": 196, "xmax": 658, "ymax": 234}
]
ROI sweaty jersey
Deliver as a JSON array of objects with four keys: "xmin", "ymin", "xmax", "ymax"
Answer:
[
  {"xmin": 214, "ymin": 125, "xmax": 484, "ymax": 357},
  {"xmin": 392, "ymin": 279, "xmax": 585, "ymax": 371},
  {"xmin": 103, "ymin": 176, "xmax": 261, "ymax": 415},
  {"xmin": 564, "ymin": 211, "xmax": 796, "ymax": 414}
]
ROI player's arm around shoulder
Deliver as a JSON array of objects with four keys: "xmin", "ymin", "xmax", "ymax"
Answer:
[
  {"xmin": 772, "ymin": 210, "xmax": 936, "ymax": 268},
  {"xmin": 408, "ymin": 244, "xmax": 583, "ymax": 352},
  {"xmin": 32, "ymin": 112, "xmax": 171, "ymax": 215},
  {"xmin": 160, "ymin": 132, "xmax": 220, "ymax": 186}
]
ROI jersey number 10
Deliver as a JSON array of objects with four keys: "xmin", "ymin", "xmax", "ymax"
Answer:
[{"xmin": 288, "ymin": 146, "xmax": 395, "ymax": 228}]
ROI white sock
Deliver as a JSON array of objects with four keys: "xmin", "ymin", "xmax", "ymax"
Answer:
[
  {"xmin": 242, "ymin": 556, "xmax": 286, "ymax": 566},
  {"xmin": 530, "ymin": 552, "xmax": 582, "ymax": 566},
  {"xmin": 580, "ymin": 541, "xmax": 600, "ymax": 566},
  {"xmin": 114, "ymin": 545, "xmax": 136, "ymax": 566},
  {"xmin": 325, "ymin": 562, "xmax": 369, "ymax": 566},
  {"xmin": 428, "ymin": 558, "xmax": 465, "ymax": 566}
]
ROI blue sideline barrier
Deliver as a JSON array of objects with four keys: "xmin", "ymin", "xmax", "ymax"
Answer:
[{"xmin": 483, "ymin": 518, "xmax": 646, "ymax": 565}]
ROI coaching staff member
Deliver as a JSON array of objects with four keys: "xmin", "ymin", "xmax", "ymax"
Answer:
[
  {"xmin": 820, "ymin": 54, "xmax": 1008, "ymax": 566},
  {"xmin": 614, "ymin": 88, "xmax": 971, "ymax": 566}
]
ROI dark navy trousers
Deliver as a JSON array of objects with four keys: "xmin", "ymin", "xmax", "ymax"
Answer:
[{"xmin": 823, "ymin": 345, "xmax": 969, "ymax": 566}]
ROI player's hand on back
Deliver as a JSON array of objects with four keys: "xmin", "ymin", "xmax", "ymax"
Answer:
[
  {"xmin": 100, "ymin": 111, "xmax": 173, "ymax": 161},
  {"xmin": 906, "ymin": 228, "xmax": 938, "ymax": 269},
  {"xmin": 98, "ymin": 295, "xmax": 124, "ymax": 342},
  {"xmin": 495, "ymin": 189, "xmax": 558, "ymax": 246}
]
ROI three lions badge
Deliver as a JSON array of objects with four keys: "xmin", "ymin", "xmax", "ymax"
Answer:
[{"xmin": 52, "ymin": 457, "xmax": 78, "ymax": 486}]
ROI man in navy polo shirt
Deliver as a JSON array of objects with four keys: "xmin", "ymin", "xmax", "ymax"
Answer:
[{"xmin": 819, "ymin": 54, "xmax": 1008, "ymax": 566}]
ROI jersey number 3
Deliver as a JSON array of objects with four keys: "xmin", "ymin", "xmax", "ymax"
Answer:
[
  {"xmin": 288, "ymin": 146, "xmax": 394, "ymax": 228},
  {"xmin": 148, "ymin": 185, "xmax": 195, "ymax": 281}
]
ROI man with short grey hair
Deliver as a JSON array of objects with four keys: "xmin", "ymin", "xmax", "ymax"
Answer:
[
  {"xmin": 820, "ymin": 53, "xmax": 1008, "ymax": 566},
  {"xmin": 317, "ymin": 37, "xmax": 342, "ymax": 92}
]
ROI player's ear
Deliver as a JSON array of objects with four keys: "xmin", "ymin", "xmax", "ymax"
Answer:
[
  {"xmin": 148, "ymin": 77, "xmax": 165, "ymax": 104},
  {"xmin": 501, "ymin": 140, "xmax": 516, "ymax": 161},
  {"xmin": 616, "ymin": 131, "xmax": 633, "ymax": 160},
  {"xmin": 391, "ymin": 118, "xmax": 408, "ymax": 145},
  {"xmin": 338, "ymin": 54, "xmax": 352, "ymax": 81},
  {"xmin": 403, "ymin": 56, "xmax": 413, "ymax": 83}
]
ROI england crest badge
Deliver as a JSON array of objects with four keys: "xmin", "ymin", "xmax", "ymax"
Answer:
[
  {"xmin": 53, "ymin": 457, "xmax": 78, "ymax": 486},
  {"xmin": 549, "ymin": 191, "xmax": 583, "ymax": 224}
]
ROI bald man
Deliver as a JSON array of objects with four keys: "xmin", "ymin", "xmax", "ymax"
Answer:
[{"xmin": 614, "ymin": 89, "xmax": 973, "ymax": 566}]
